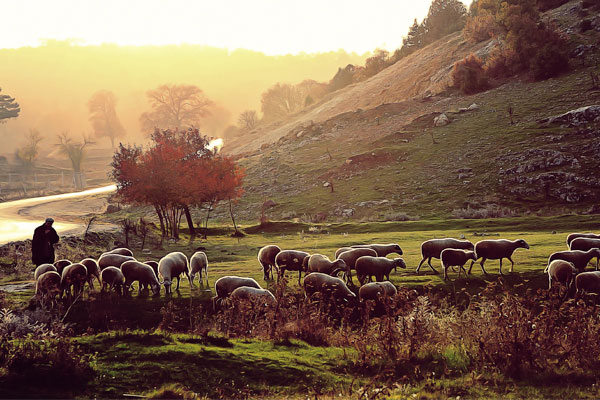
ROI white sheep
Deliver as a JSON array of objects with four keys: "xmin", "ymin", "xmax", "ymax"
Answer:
[
  {"xmin": 121, "ymin": 260, "xmax": 161, "ymax": 296},
  {"xmin": 80, "ymin": 258, "xmax": 101, "ymax": 290},
  {"xmin": 440, "ymin": 249, "xmax": 478, "ymax": 280},
  {"xmin": 98, "ymin": 253, "xmax": 135, "ymax": 270},
  {"xmin": 230, "ymin": 286, "xmax": 277, "ymax": 308},
  {"xmin": 355, "ymin": 256, "xmax": 406, "ymax": 285},
  {"xmin": 468, "ymin": 239, "xmax": 530, "ymax": 275},
  {"xmin": 545, "ymin": 259, "xmax": 577, "ymax": 298},
  {"xmin": 416, "ymin": 238, "xmax": 474, "ymax": 274},
  {"xmin": 213, "ymin": 276, "xmax": 262, "ymax": 310},
  {"xmin": 575, "ymin": 271, "xmax": 600, "ymax": 297},
  {"xmin": 190, "ymin": 251, "xmax": 209, "ymax": 286},
  {"xmin": 158, "ymin": 251, "xmax": 191, "ymax": 294},
  {"xmin": 101, "ymin": 266, "xmax": 125, "ymax": 296},
  {"xmin": 61, "ymin": 263, "xmax": 88, "ymax": 301},
  {"xmin": 257, "ymin": 245, "xmax": 281, "ymax": 280},
  {"xmin": 35, "ymin": 271, "xmax": 62, "ymax": 308},
  {"xmin": 34, "ymin": 263, "xmax": 57, "ymax": 280}
]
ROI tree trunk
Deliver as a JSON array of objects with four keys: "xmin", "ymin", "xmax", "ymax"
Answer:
[
  {"xmin": 183, "ymin": 205, "xmax": 196, "ymax": 236},
  {"xmin": 229, "ymin": 198, "xmax": 239, "ymax": 234},
  {"xmin": 155, "ymin": 205, "xmax": 166, "ymax": 237}
]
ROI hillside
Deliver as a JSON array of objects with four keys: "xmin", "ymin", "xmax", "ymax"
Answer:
[{"xmin": 221, "ymin": 1, "xmax": 600, "ymax": 223}]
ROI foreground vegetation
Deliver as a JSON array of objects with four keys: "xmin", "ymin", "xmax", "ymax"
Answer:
[{"xmin": 1, "ymin": 216, "xmax": 600, "ymax": 398}]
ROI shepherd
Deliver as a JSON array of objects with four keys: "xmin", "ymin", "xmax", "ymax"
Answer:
[{"xmin": 31, "ymin": 217, "xmax": 59, "ymax": 267}]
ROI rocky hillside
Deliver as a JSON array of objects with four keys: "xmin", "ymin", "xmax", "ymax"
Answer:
[{"xmin": 219, "ymin": 1, "xmax": 600, "ymax": 222}]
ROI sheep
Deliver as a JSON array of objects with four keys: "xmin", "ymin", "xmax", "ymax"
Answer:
[
  {"xmin": 334, "ymin": 247, "xmax": 353, "ymax": 259},
  {"xmin": 468, "ymin": 239, "xmax": 530, "ymax": 276},
  {"xmin": 575, "ymin": 271, "xmax": 600, "ymax": 296},
  {"xmin": 337, "ymin": 248, "xmax": 378, "ymax": 271},
  {"xmin": 35, "ymin": 271, "xmax": 62, "ymax": 308},
  {"xmin": 98, "ymin": 253, "xmax": 135, "ymax": 271},
  {"xmin": 275, "ymin": 250, "xmax": 310, "ymax": 284},
  {"xmin": 570, "ymin": 238, "xmax": 600, "ymax": 270},
  {"xmin": 34, "ymin": 263, "xmax": 57, "ymax": 280},
  {"xmin": 121, "ymin": 260, "xmax": 161, "ymax": 296},
  {"xmin": 80, "ymin": 258, "xmax": 101, "ymax": 290},
  {"xmin": 103, "ymin": 247, "xmax": 134, "ymax": 257},
  {"xmin": 158, "ymin": 251, "xmax": 191, "ymax": 294},
  {"xmin": 60, "ymin": 263, "xmax": 88, "ymax": 301},
  {"xmin": 53, "ymin": 259, "xmax": 72, "ymax": 276},
  {"xmin": 351, "ymin": 243, "xmax": 403, "ymax": 257},
  {"xmin": 547, "ymin": 249, "xmax": 600, "ymax": 273},
  {"xmin": 355, "ymin": 256, "xmax": 407, "ymax": 285},
  {"xmin": 190, "ymin": 251, "xmax": 209, "ymax": 286},
  {"xmin": 213, "ymin": 276, "xmax": 262, "ymax": 310},
  {"xmin": 416, "ymin": 238, "xmax": 474, "ymax": 274},
  {"xmin": 566, "ymin": 233, "xmax": 600, "ymax": 247},
  {"xmin": 303, "ymin": 272, "xmax": 357, "ymax": 305},
  {"xmin": 144, "ymin": 260, "xmax": 159, "ymax": 278},
  {"xmin": 257, "ymin": 245, "xmax": 281, "ymax": 280},
  {"xmin": 440, "ymin": 249, "xmax": 478, "ymax": 281},
  {"xmin": 358, "ymin": 281, "xmax": 397, "ymax": 303},
  {"xmin": 230, "ymin": 286, "xmax": 276, "ymax": 307},
  {"xmin": 545, "ymin": 259, "xmax": 577, "ymax": 298},
  {"xmin": 306, "ymin": 254, "xmax": 351, "ymax": 284},
  {"xmin": 101, "ymin": 266, "xmax": 125, "ymax": 296}
]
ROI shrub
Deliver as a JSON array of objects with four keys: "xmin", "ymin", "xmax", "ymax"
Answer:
[
  {"xmin": 452, "ymin": 54, "xmax": 489, "ymax": 94},
  {"xmin": 463, "ymin": 13, "xmax": 498, "ymax": 43},
  {"xmin": 580, "ymin": 19, "xmax": 593, "ymax": 32},
  {"xmin": 537, "ymin": 0, "xmax": 569, "ymax": 11},
  {"xmin": 485, "ymin": 46, "xmax": 520, "ymax": 79},
  {"xmin": 383, "ymin": 211, "xmax": 420, "ymax": 222},
  {"xmin": 530, "ymin": 42, "xmax": 570, "ymax": 81},
  {"xmin": 451, "ymin": 204, "xmax": 518, "ymax": 219}
]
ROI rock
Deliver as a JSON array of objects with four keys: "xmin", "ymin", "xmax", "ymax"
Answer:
[
  {"xmin": 105, "ymin": 204, "xmax": 121, "ymax": 214},
  {"xmin": 323, "ymin": 182, "xmax": 331, "ymax": 188},
  {"xmin": 468, "ymin": 103, "xmax": 480, "ymax": 111},
  {"xmin": 538, "ymin": 105, "xmax": 600, "ymax": 127},
  {"xmin": 457, "ymin": 168, "xmax": 473, "ymax": 174},
  {"xmin": 341, "ymin": 208, "xmax": 355, "ymax": 217},
  {"xmin": 434, "ymin": 113, "xmax": 450, "ymax": 127},
  {"xmin": 296, "ymin": 130, "xmax": 304, "ymax": 138}
]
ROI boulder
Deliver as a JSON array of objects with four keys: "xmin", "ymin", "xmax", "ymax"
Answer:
[
  {"xmin": 538, "ymin": 105, "xmax": 600, "ymax": 127},
  {"xmin": 434, "ymin": 113, "xmax": 450, "ymax": 127}
]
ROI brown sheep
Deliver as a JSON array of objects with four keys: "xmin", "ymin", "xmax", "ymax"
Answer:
[
  {"xmin": 337, "ymin": 248, "xmax": 378, "ymax": 271},
  {"xmin": 355, "ymin": 256, "xmax": 406, "ymax": 285},
  {"xmin": 416, "ymin": 238, "xmax": 474, "ymax": 274},
  {"xmin": 468, "ymin": 239, "xmax": 530, "ymax": 276},
  {"xmin": 53, "ymin": 259, "xmax": 72, "ymax": 276},
  {"xmin": 275, "ymin": 250, "xmax": 310, "ymax": 284},
  {"xmin": 303, "ymin": 272, "xmax": 357, "ymax": 306},
  {"xmin": 230, "ymin": 286, "xmax": 276, "ymax": 307},
  {"xmin": 306, "ymin": 254, "xmax": 351, "ymax": 284},
  {"xmin": 61, "ymin": 263, "xmax": 88, "ymax": 301},
  {"xmin": 35, "ymin": 271, "xmax": 62, "ymax": 309},
  {"xmin": 257, "ymin": 245, "xmax": 281, "ymax": 280},
  {"xmin": 103, "ymin": 247, "xmax": 134, "ymax": 257},
  {"xmin": 98, "ymin": 253, "xmax": 135, "ymax": 270},
  {"xmin": 334, "ymin": 247, "xmax": 353, "ymax": 259},
  {"xmin": 548, "ymin": 249, "xmax": 600, "ymax": 273},
  {"xmin": 80, "ymin": 258, "xmax": 101, "ymax": 290},
  {"xmin": 358, "ymin": 281, "xmax": 397, "ymax": 303},
  {"xmin": 101, "ymin": 266, "xmax": 125, "ymax": 296},
  {"xmin": 575, "ymin": 271, "xmax": 600, "ymax": 297},
  {"xmin": 213, "ymin": 276, "xmax": 262, "ymax": 310},
  {"xmin": 351, "ymin": 243, "xmax": 403, "ymax": 257},
  {"xmin": 144, "ymin": 260, "xmax": 159, "ymax": 278},
  {"xmin": 121, "ymin": 260, "xmax": 161, "ymax": 296},
  {"xmin": 570, "ymin": 238, "xmax": 600, "ymax": 269},
  {"xmin": 440, "ymin": 249, "xmax": 478, "ymax": 281},
  {"xmin": 34, "ymin": 263, "xmax": 57, "ymax": 280},
  {"xmin": 566, "ymin": 233, "xmax": 600, "ymax": 247},
  {"xmin": 545, "ymin": 259, "xmax": 577, "ymax": 298}
]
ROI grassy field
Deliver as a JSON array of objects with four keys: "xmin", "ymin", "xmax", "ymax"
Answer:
[{"xmin": 2, "ymin": 216, "xmax": 600, "ymax": 398}]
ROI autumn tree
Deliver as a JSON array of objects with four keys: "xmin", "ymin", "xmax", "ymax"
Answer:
[
  {"xmin": 0, "ymin": 88, "xmax": 20, "ymax": 122},
  {"xmin": 260, "ymin": 83, "xmax": 303, "ymax": 122},
  {"xmin": 88, "ymin": 90, "xmax": 126, "ymax": 148},
  {"xmin": 16, "ymin": 129, "xmax": 43, "ymax": 168},
  {"xmin": 110, "ymin": 127, "xmax": 244, "ymax": 239},
  {"xmin": 139, "ymin": 84, "xmax": 213, "ymax": 133},
  {"xmin": 328, "ymin": 64, "xmax": 356, "ymax": 92},
  {"xmin": 238, "ymin": 110, "xmax": 258, "ymax": 130}
]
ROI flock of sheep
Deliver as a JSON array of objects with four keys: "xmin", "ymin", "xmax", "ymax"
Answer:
[{"xmin": 32, "ymin": 232, "xmax": 600, "ymax": 310}]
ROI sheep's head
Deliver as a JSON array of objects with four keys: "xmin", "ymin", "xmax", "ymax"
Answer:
[
  {"xmin": 334, "ymin": 259, "xmax": 348, "ymax": 272},
  {"xmin": 517, "ymin": 239, "xmax": 530, "ymax": 249},
  {"xmin": 394, "ymin": 258, "xmax": 407, "ymax": 270},
  {"xmin": 467, "ymin": 251, "xmax": 477, "ymax": 261},
  {"xmin": 151, "ymin": 284, "xmax": 161, "ymax": 296},
  {"xmin": 591, "ymin": 248, "xmax": 600, "ymax": 258},
  {"xmin": 393, "ymin": 244, "xmax": 403, "ymax": 255}
]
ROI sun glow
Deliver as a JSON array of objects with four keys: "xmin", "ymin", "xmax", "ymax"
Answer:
[
  {"xmin": 207, "ymin": 138, "xmax": 224, "ymax": 152},
  {"xmin": 0, "ymin": 0, "xmax": 447, "ymax": 55}
]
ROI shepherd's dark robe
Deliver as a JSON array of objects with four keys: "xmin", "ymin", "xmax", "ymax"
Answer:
[{"xmin": 31, "ymin": 224, "xmax": 59, "ymax": 266}]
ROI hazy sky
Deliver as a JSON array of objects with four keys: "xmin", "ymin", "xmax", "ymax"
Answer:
[{"xmin": 2, "ymin": 0, "xmax": 469, "ymax": 55}]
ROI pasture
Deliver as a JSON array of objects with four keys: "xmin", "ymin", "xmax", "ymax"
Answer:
[{"xmin": 1, "ymin": 214, "xmax": 600, "ymax": 399}]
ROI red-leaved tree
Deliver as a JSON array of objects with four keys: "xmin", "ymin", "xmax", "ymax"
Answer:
[{"xmin": 110, "ymin": 127, "xmax": 244, "ymax": 239}]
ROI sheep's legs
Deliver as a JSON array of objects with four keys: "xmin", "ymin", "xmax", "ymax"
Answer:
[
  {"xmin": 297, "ymin": 270, "xmax": 302, "ymax": 285},
  {"xmin": 499, "ymin": 259, "xmax": 504, "ymax": 276},
  {"xmin": 479, "ymin": 259, "xmax": 489, "ymax": 275},
  {"xmin": 175, "ymin": 276, "xmax": 181, "ymax": 290},
  {"xmin": 508, "ymin": 256, "xmax": 515, "ymax": 273},
  {"xmin": 416, "ymin": 258, "xmax": 426, "ymax": 273},
  {"xmin": 548, "ymin": 277, "xmax": 553, "ymax": 290}
]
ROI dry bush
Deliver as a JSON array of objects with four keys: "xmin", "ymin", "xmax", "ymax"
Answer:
[
  {"xmin": 452, "ymin": 54, "xmax": 489, "ymax": 94},
  {"xmin": 530, "ymin": 41, "xmax": 570, "ymax": 81},
  {"xmin": 463, "ymin": 13, "xmax": 499, "ymax": 43},
  {"xmin": 485, "ymin": 45, "xmax": 522, "ymax": 79},
  {"xmin": 451, "ymin": 204, "xmax": 518, "ymax": 219}
]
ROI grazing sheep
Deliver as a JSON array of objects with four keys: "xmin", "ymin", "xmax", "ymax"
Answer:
[
  {"xmin": 158, "ymin": 252, "xmax": 191, "ymax": 294},
  {"xmin": 213, "ymin": 276, "xmax": 262, "ymax": 310},
  {"xmin": 303, "ymin": 272, "xmax": 357, "ymax": 305},
  {"xmin": 567, "ymin": 233, "xmax": 600, "ymax": 247},
  {"xmin": 416, "ymin": 238, "xmax": 474, "ymax": 274},
  {"xmin": 351, "ymin": 243, "xmax": 403, "ymax": 257},
  {"xmin": 61, "ymin": 263, "xmax": 88, "ymax": 301},
  {"xmin": 570, "ymin": 238, "xmax": 600, "ymax": 268},
  {"xmin": 358, "ymin": 281, "xmax": 397, "ymax": 303},
  {"xmin": 334, "ymin": 247, "xmax": 353, "ymax": 259},
  {"xmin": 548, "ymin": 249, "xmax": 600, "ymax": 272},
  {"xmin": 80, "ymin": 258, "xmax": 101, "ymax": 290},
  {"xmin": 121, "ymin": 260, "xmax": 161, "ymax": 296},
  {"xmin": 355, "ymin": 256, "xmax": 407, "ymax": 285},
  {"xmin": 468, "ymin": 239, "xmax": 530, "ymax": 276},
  {"xmin": 144, "ymin": 260, "xmax": 159, "ymax": 278},
  {"xmin": 230, "ymin": 286, "xmax": 276, "ymax": 307},
  {"xmin": 275, "ymin": 250, "xmax": 310, "ymax": 284},
  {"xmin": 306, "ymin": 254, "xmax": 351, "ymax": 284},
  {"xmin": 441, "ymin": 249, "xmax": 478, "ymax": 281},
  {"xmin": 101, "ymin": 266, "xmax": 125, "ymax": 296},
  {"xmin": 35, "ymin": 271, "xmax": 62, "ymax": 308},
  {"xmin": 545, "ymin": 260, "xmax": 577, "ymax": 297},
  {"xmin": 190, "ymin": 251, "xmax": 209, "ymax": 286},
  {"xmin": 257, "ymin": 245, "xmax": 281, "ymax": 280},
  {"xmin": 103, "ymin": 247, "xmax": 134, "ymax": 257},
  {"xmin": 53, "ymin": 259, "xmax": 72, "ymax": 276},
  {"xmin": 575, "ymin": 271, "xmax": 600, "ymax": 296},
  {"xmin": 34, "ymin": 264, "xmax": 57, "ymax": 280},
  {"xmin": 337, "ymin": 248, "xmax": 378, "ymax": 271},
  {"xmin": 98, "ymin": 253, "xmax": 135, "ymax": 271}
]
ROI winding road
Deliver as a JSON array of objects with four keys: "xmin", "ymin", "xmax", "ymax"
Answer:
[{"xmin": 0, "ymin": 185, "xmax": 116, "ymax": 245}]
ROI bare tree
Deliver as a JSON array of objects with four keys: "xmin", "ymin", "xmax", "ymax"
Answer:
[
  {"xmin": 0, "ymin": 88, "xmax": 20, "ymax": 123},
  {"xmin": 260, "ymin": 83, "xmax": 303, "ymax": 122},
  {"xmin": 16, "ymin": 129, "xmax": 43, "ymax": 167},
  {"xmin": 88, "ymin": 90, "xmax": 126, "ymax": 148},
  {"xmin": 139, "ymin": 84, "xmax": 213, "ymax": 133},
  {"xmin": 238, "ymin": 110, "xmax": 258, "ymax": 130},
  {"xmin": 56, "ymin": 132, "xmax": 94, "ymax": 190}
]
